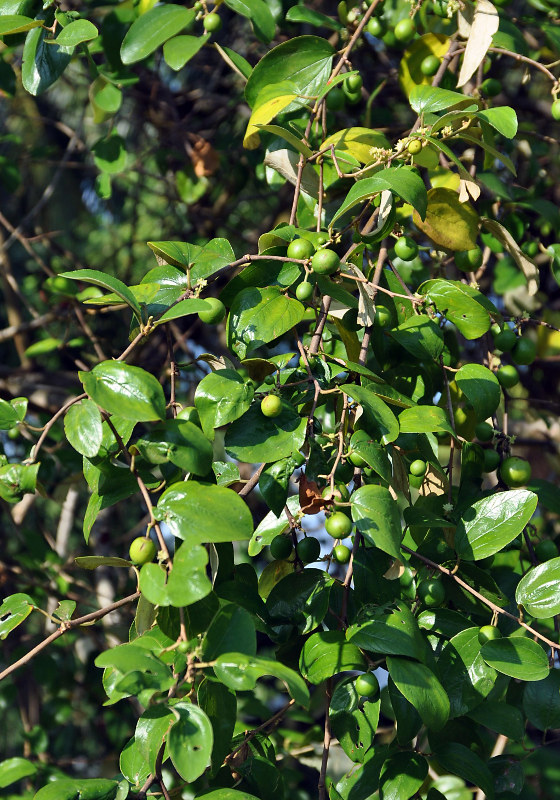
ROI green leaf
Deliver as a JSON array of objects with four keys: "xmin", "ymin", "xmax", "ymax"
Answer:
[
  {"xmin": 0, "ymin": 15, "xmax": 41, "ymax": 35},
  {"xmin": 348, "ymin": 433, "xmax": 392, "ymax": 483},
  {"xmin": 321, "ymin": 127, "xmax": 391, "ymax": 164},
  {"xmin": 225, "ymin": 402, "xmax": 307, "ymax": 463},
  {"xmin": 398, "ymin": 405, "xmax": 455, "ymax": 436},
  {"xmin": 481, "ymin": 637, "xmax": 549, "ymax": 681},
  {"xmin": 0, "ymin": 758, "xmax": 37, "ymax": 789},
  {"xmin": 332, "ymin": 166, "xmax": 428, "ymax": 223},
  {"xmin": 284, "ymin": 4, "xmax": 342, "ymax": 31},
  {"xmin": 224, "ymin": 0, "xmax": 276, "ymax": 43},
  {"xmin": 409, "ymin": 85, "xmax": 476, "ymax": 114},
  {"xmin": 134, "ymin": 419, "xmax": 213, "ymax": 475},
  {"xmin": 80, "ymin": 361, "xmax": 165, "ymax": 422},
  {"xmin": 455, "ymin": 364, "xmax": 501, "ymax": 422},
  {"xmin": 420, "ymin": 279, "xmax": 492, "ymax": 340},
  {"xmin": 198, "ymin": 680, "xmax": 237, "ymax": 776},
  {"xmin": 214, "ymin": 652, "xmax": 310, "ymax": 707},
  {"xmin": 55, "ymin": 19, "xmax": 98, "ymax": 46},
  {"xmin": 163, "ymin": 34, "xmax": 209, "ymax": 71},
  {"xmin": 255, "ymin": 124, "xmax": 313, "ymax": 157},
  {"xmin": 437, "ymin": 628, "xmax": 497, "ymax": 718},
  {"xmin": 434, "ymin": 743, "xmax": 494, "ymax": 800},
  {"xmin": 121, "ymin": 5, "xmax": 195, "ymax": 64},
  {"xmin": 21, "ymin": 15, "xmax": 73, "ymax": 95},
  {"xmin": 467, "ymin": 700, "xmax": 525, "ymax": 740},
  {"xmin": 168, "ymin": 702, "xmax": 213, "ymax": 782},
  {"xmin": 341, "ymin": 384, "xmax": 399, "ymax": 444},
  {"xmin": 34, "ymin": 778, "xmax": 121, "ymax": 800},
  {"xmin": 147, "ymin": 238, "xmax": 235, "ymax": 282},
  {"xmin": 515, "ymin": 557, "xmax": 560, "ymax": 619},
  {"xmin": 92, "ymin": 133, "xmax": 128, "ymax": 174},
  {"xmin": 300, "ymin": 630, "xmax": 366, "ymax": 684},
  {"xmin": 266, "ymin": 569, "xmax": 333, "ymax": 635},
  {"xmin": 139, "ymin": 547, "xmax": 212, "ymax": 608},
  {"xmin": 527, "ymin": 477, "xmax": 560, "ymax": 515},
  {"xmin": 259, "ymin": 454, "xmax": 301, "ymax": 516},
  {"xmin": 248, "ymin": 495, "xmax": 300, "ymax": 556},
  {"xmin": 347, "ymin": 602, "xmax": 428, "ymax": 663},
  {"xmin": 227, "ymin": 286, "xmax": 304, "ymax": 358},
  {"xmin": 0, "ymin": 398, "xmax": 20, "ymax": 429},
  {"xmin": 119, "ymin": 737, "xmax": 151, "ymax": 788},
  {"xmin": 194, "ymin": 369, "xmax": 254, "ymax": 439},
  {"xmin": 476, "ymin": 107, "xmax": 518, "ymax": 139},
  {"xmin": 386, "ymin": 656, "xmax": 450, "ymax": 731},
  {"xmin": 379, "ymin": 751, "xmax": 428, "ymax": 800},
  {"xmin": 454, "ymin": 489, "xmax": 538, "ymax": 561},
  {"xmin": 64, "ymin": 399, "xmax": 103, "ymax": 458},
  {"xmin": 195, "ymin": 791, "xmax": 260, "ymax": 800},
  {"xmin": 134, "ymin": 706, "xmax": 176, "ymax": 777},
  {"xmin": 60, "ymin": 269, "xmax": 143, "ymax": 321},
  {"xmin": 202, "ymin": 604, "xmax": 256, "ymax": 660},
  {"xmin": 245, "ymin": 35, "xmax": 335, "ymax": 110},
  {"xmin": 351, "ymin": 485, "xmax": 402, "ymax": 559},
  {"xmin": 522, "ymin": 670, "xmax": 560, "ymax": 731},
  {"xmin": 155, "ymin": 481, "xmax": 253, "ymax": 544},
  {"xmin": 390, "ymin": 315, "xmax": 444, "ymax": 361},
  {"xmin": 75, "ymin": 556, "xmax": 132, "ymax": 569},
  {"xmin": 0, "ymin": 462, "xmax": 40, "ymax": 503},
  {"xmin": 154, "ymin": 297, "xmax": 213, "ymax": 325}
]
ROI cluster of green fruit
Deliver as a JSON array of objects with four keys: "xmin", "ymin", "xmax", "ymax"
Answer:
[{"xmin": 193, "ymin": 2, "xmax": 222, "ymax": 33}]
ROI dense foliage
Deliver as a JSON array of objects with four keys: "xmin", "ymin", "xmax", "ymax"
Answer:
[{"xmin": 1, "ymin": 1, "xmax": 560, "ymax": 799}]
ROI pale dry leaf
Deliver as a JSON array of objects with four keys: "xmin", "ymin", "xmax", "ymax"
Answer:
[
  {"xmin": 383, "ymin": 559, "xmax": 405, "ymax": 581},
  {"xmin": 343, "ymin": 262, "xmax": 376, "ymax": 326},
  {"xmin": 264, "ymin": 149, "xmax": 320, "ymax": 197},
  {"xmin": 481, "ymin": 218, "xmax": 539, "ymax": 295},
  {"xmin": 457, "ymin": 0, "xmax": 499, "ymax": 88},
  {"xmin": 457, "ymin": 4, "xmax": 474, "ymax": 38},
  {"xmin": 458, "ymin": 178, "xmax": 481, "ymax": 202}
]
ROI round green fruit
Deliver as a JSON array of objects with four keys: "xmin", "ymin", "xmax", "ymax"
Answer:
[
  {"xmin": 431, "ymin": 0, "xmax": 448, "ymax": 17},
  {"xmin": 480, "ymin": 78, "xmax": 502, "ymax": 97},
  {"xmin": 322, "ymin": 483, "xmax": 350, "ymax": 507},
  {"xmin": 366, "ymin": 17, "xmax": 385, "ymax": 37},
  {"xmin": 394, "ymin": 236, "xmax": 418, "ymax": 261},
  {"xmin": 417, "ymin": 579, "xmax": 445, "ymax": 607},
  {"xmin": 297, "ymin": 536, "xmax": 321, "ymax": 563},
  {"xmin": 552, "ymin": 99, "xmax": 560, "ymax": 121},
  {"xmin": 393, "ymin": 18, "xmax": 416, "ymax": 43},
  {"xmin": 374, "ymin": 306, "xmax": 392, "ymax": 327},
  {"xmin": 333, "ymin": 544, "xmax": 351, "ymax": 564},
  {"xmin": 261, "ymin": 395, "xmax": 282, "ymax": 418},
  {"xmin": 522, "ymin": 240, "xmax": 539, "ymax": 257},
  {"xmin": 345, "ymin": 73, "xmax": 363, "ymax": 92},
  {"xmin": 343, "ymin": 86, "xmax": 362, "ymax": 105},
  {"xmin": 409, "ymin": 473, "xmax": 424, "ymax": 489},
  {"xmin": 500, "ymin": 456, "xmax": 531, "ymax": 488},
  {"xmin": 129, "ymin": 536, "xmax": 156, "ymax": 565},
  {"xmin": 496, "ymin": 364, "xmax": 519, "ymax": 389},
  {"xmin": 311, "ymin": 249, "xmax": 341, "ymax": 275},
  {"xmin": 409, "ymin": 459, "xmax": 427, "ymax": 477},
  {"xmin": 478, "ymin": 625, "xmax": 501, "ymax": 645},
  {"xmin": 455, "ymin": 247, "xmax": 483, "ymax": 272},
  {"xmin": 399, "ymin": 567, "xmax": 414, "ymax": 587},
  {"xmin": 325, "ymin": 511, "xmax": 353, "ymax": 539},
  {"xmin": 535, "ymin": 539, "xmax": 557, "ymax": 562},
  {"xmin": 326, "ymin": 87, "xmax": 346, "ymax": 111},
  {"xmin": 198, "ymin": 297, "xmax": 226, "ymax": 324},
  {"xmin": 203, "ymin": 12, "xmax": 222, "ymax": 32},
  {"xmin": 296, "ymin": 281, "xmax": 314, "ymax": 301},
  {"xmin": 420, "ymin": 54, "xmax": 440, "ymax": 76},
  {"xmin": 493, "ymin": 329, "xmax": 517, "ymax": 352},
  {"xmin": 407, "ymin": 139, "xmax": 422, "ymax": 155},
  {"xmin": 287, "ymin": 238, "xmax": 315, "ymax": 260},
  {"xmin": 270, "ymin": 534, "xmax": 293, "ymax": 560},
  {"xmin": 483, "ymin": 448, "xmax": 500, "ymax": 473},
  {"xmin": 512, "ymin": 336, "xmax": 536, "ymax": 366},
  {"xmin": 475, "ymin": 421, "xmax": 494, "ymax": 442},
  {"xmin": 355, "ymin": 672, "xmax": 380, "ymax": 698}
]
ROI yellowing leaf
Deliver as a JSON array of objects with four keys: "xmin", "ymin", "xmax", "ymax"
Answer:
[
  {"xmin": 244, "ymin": 82, "xmax": 297, "ymax": 149},
  {"xmin": 429, "ymin": 168, "xmax": 461, "ymax": 191},
  {"xmin": 413, "ymin": 187, "xmax": 479, "ymax": 251},
  {"xmin": 321, "ymin": 127, "xmax": 390, "ymax": 164},
  {"xmin": 399, "ymin": 34, "xmax": 451, "ymax": 96}
]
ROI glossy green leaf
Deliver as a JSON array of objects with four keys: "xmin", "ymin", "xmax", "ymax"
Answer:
[
  {"xmin": 0, "ymin": 15, "xmax": 41, "ymax": 35},
  {"xmin": 332, "ymin": 166, "xmax": 428, "ymax": 223},
  {"xmin": 225, "ymin": 402, "xmax": 307, "ymax": 463},
  {"xmin": 64, "ymin": 399, "xmax": 103, "ymax": 458},
  {"xmin": 476, "ymin": 107, "xmax": 518, "ymax": 138},
  {"xmin": 134, "ymin": 419, "xmax": 213, "ymax": 475},
  {"xmin": 139, "ymin": 544, "xmax": 212, "ymax": 607},
  {"xmin": 0, "ymin": 462, "xmax": 39, "ymax": 503},
  {"xmin": 121, "ymin": 5, "xmax": 195, "ymax": 64},
  {"xmin": 196, "ymin": 791, "xmax": 260, "ymax": 800},
  {"xmin": 480, "ymin": 637, "xmax": 549, "ymax": 681},
  {"xmin": 284, "ymin": 4, "xmax": 342, "ymax": 30},
  {"xmin": 154, "ymin": 297, "xmax": 212, "ymax": 325},
  {"xmin": 409, "ymin": 85, "xmax": 475, "ymax": 114},
  {"xmin": 434, "ymin": 743, "xmax": 494, "ymax": 800},
  {"xmin": 168, "ymin": 701, "xmax": 213, "ymax": 781},
  {"xmin": 0, "ymin": 757, "xmax": 37, "ymax": 788},
  {"xmin": 527, "ymin": 478, "xmax": 560, "ymax": 515},
  {"xmin": 195, "ymin": 369, "xmax": 254, "ymax": 439},
  {"xmin": 347, "ymin": 602, "xmax": 427, "ymax": 663},
  {"xmin": 334, "ymin": 746, "xmax": 390, "ymax": 800},
  {"xmin": 21, "ymin": 15, "xmax": 73, "ymax": 95},
  {"xmin": 56, "ymin": 19, "xmax": 98, "ymax": 46},
  {"xmin": 330, "ymin": 678, "xmax": 379, "ymax": 763},
  {"xmin": 467, "ymin": 700, "xmax": 525, "ymax": 740},
  {"xmin": 248, "ymin": 495, "xmax": 300, "ymax": 556},
  {"xmin": 388, "ymin": 678, "xmax": 422, "ymax": 745},
  {"xmin": 147, "ymin": 238, "xmax": 235, "ymax": 282},
  {"xmin": 348, "ymin": 433, "xmax": 392, "ymax": 483},
  {"xmin": 398, "ymin": 405, "xmax": 454, "ymax": 436},
  {"xmin": 80, "ymin": 361, "xmax": 166, "ymax": 422},
  {"xmin": 198, "ymin": 680, "xmax": 237, "ymax": 775},
  {"xmin": 420, "ymin": 279, "xmax": 492, "ymax": 339},
  {"xmin": 163, "ymin": 34, "xmax": 209, "ymax": 70},
  {"xmin": 259, "ymin": 454, "xmax": 300, "ymax": 516},
  {"xmin": 341, "ymin": 384, "xmax": 399, "ymax": 444},
  {"xmin": 92, "ymin": 133, "xmax": 127, "ymax": 174},
  {"xmin": 379, "ymin": 751, "xmax": 428, "ymax": 800},
  {"xmin": 522, "ymin": 670, "xmax": 560, "ymax": 731},
  {"xmin": 245, "ymin": 35, "xmax": 335, "ymax": 110},
  {"xmin": 454, "ymin": 489, "xmax": 538, "ymax": 560},
  {"xmin": 417, "ymin": 608, "xmax": 474, "ymax": 639},
  {"xmin": 60, "ymin": 269, "xmax": 142, "ymax": 320},
  {"xmin": 224, "ymin": 0, "xmax": 275, "ymax": 43},
  {"xmin": 214, "ymin": 652, "xmax": 309, "ymax": 707},
  {"xmin": 386, "ymin": 656, "xmax": 450, "ymax": 731},
  {"xmin": 202, "ymin": 604, "xmax": 256, "ymax": 660},
  {"xmin": 300, "ymin": 630, "xmax": 366, "ymax": 684},
  {"xmin": 516, "ymin": 557, "xmax": 560, "ymax": 619},
  {"xmin": 390, "ymin": 315, "xmax": 444, "ymax": 361},
  {"xmin": 75, "ymin": 556, "xmax": 132, "ymax": 569},
  {"xmin": 351, "ymin": 485, "xmax": 402, "ymax": 559},
  {"xmin": 266, "ymin": 569, "xmax": 333, "ymax": 635},
  {"xmin": 0, "ymin": 398, "xmax": 20, "ymax": 429},
  {"xmin": 227, "ymin": 286, "xmax": 304, "ymax": 359},
  {"xmin": 455, "ymin": 364, "xmax": 501, "ymax": 422},
  {"xmin": 34, "ymin": 778, "xmax": 121, "ymax": 800},
  {"xmin": 437, "ymin": 628, "xmax": 497, "ymax": 718},
  {"xmin": 155, "ymin": 481, "xmax": 253, "ymax": 544},
  {"xmin": 119, "ymin": 737, "xmax": 150, "ymax": 788}
]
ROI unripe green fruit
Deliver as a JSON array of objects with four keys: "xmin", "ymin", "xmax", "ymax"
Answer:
[
  {"xmin": 497, "ymin": 365, "xmax": 519, "ymax": 389},
  {"xmin": 333, "ymin": 544, "xmax": 351, "ymax": 564},
  {"xmin": 394, "ymin": 236, "xmax": 418, "ymax": 261},
  {"xmin": 374, "ymin": 306, "xmax": 392, "ymax": 327},
  {"xmin": 366, "ymin": 17, "xmax": 385, "ymax": 37},
  {"xmin": 297, "ymin": 536, "xmax": 321, "ymax": 563},
  {"xmin": 355, "ymin": 672, "xmax": 380, "ymax": 698},
  {"xmin": 475, "ymin": 421, "xmax": 494, "ymax": 442},
  {"xmin": 535, "ymin": 539, "xmax": 557, "ymax": 562},
  {"xmin": 198, "ymin": 297, "xmax": 226, "ymax": 324},
  {"xmin": 420, "ymin": 54, "xmax": 440, "ymax": 76},
  {"xmin": 129, "ymin": 536, "xmax": 156, "ymax": 565},
  {"xmin": 417, "ymin": 579, "xmax": 445, "ymax": 607},
  {"xmin": 399, "ymin": 567, "xmax": 414, "ymax": 587},
  {"xmin": 480, "ymin": 78, "xmax": 502, "ymax": 97},
  {"xmin": 478, "ymin": 625, "xmax": 501, "ymax": 645},
  {"xmin": 287, "ymin": 238, "xmax": 315, "ymax": 260},
  {"xmin": 483, "ymin": 448, "xmax": 500, "ymax": 473},
  {"xmin": 511, "ymin": 336, "xmax": 536, "ymax": 366},
  {"xmin": 409, "ymin": 473, "xmax": 424, "ymax": 489},
  {"xmin": 291, "ymin": 450, "xmax": 306, "ymax": 468},
  {"xmin": 261, "ymin": 395, "xmax": 282, "ymax": 417},
  {"xmin": 325, "ymin": 511, "xmax": 353, "ymax": 539},
  {"xmin": 203, "ymin": 12, "xmax": 222, "ymax": 32},
  {"xmin": 409, "ymin": 459, "xmax": 427, "ymax": 477},
  {"xmin": 431, "ymin": 0, "xmax": 448, "ymax": 17},
  {"xmin": 345, "ymin": 73, "xmax": 363, "ymax": 92},
  {"xmin": 343, "ymin": 86, "xmax": 362, "ymax": 105},
  {"xmin": 394, "ymin": 18, "xmax": 416, "ymax": 43},
  {"xmin": 177, "ymin": 640, "xmax": 190, "ymax": 654},
  {"xmin": 311, "ymin": 249, "xmax": 341, "ymax": 275},
  {"xmin": 326, "ymin": 88, "xmax": 346, "ymax": 111},
  {"xmin": 322, "ymin": 483, "xmax": 350, "ymax": 507},
  {"xmin": 552, "ymin": 99, "xmax": 560, "ymax": 121},
  {"xmin": 270, "ymin": 534, "xmax": 293, "ymax": 560},
  {"xmin": 455, "ymin": 247, "xmax": 483, "ymax": 272},
  {"xmin": 500, "ymin": 456, "xmax": 531, "ymax": 488},
  {"xmin": 348, "ymin": 449, "xmax": 368, "ymax": 468},
  {"xmin": 296, "ymin": 281, "xmax": 314, "ymax": 301},
  {"xmin": 407, "ymin": 139, "xmax": 422, "ymax": 155},
  {"xmin": 493, "ymin": 329, "xmax": 517, "ymax": 352}
]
